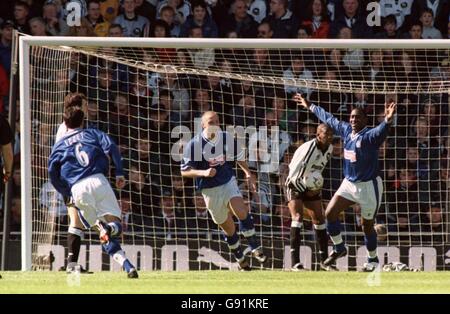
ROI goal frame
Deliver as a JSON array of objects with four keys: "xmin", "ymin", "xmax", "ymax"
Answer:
[{"xmin": 19, "ymin": 36, "xmax": 450, "ymax": 271}]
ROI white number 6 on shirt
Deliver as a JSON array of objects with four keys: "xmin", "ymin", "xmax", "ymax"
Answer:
[{"xmin": 75, "ymin": 143, "xmax": 89, "ymax": 167}]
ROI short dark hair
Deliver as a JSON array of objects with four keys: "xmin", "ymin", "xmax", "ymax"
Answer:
[
  {"xmin": 14, "ymin": 1, "xmax": 30, "ymax": 10},
  {"xmin": 191, "ymin": 0, "xmax": 207, "ymax": 10},
  {"xmin": 151, "ymin": 19, "xmax": 171, "ymax": 37},
  {"xmin": 421, "ymin": 8, "xmax": 434, "ymax": 17},
  {"xmin": 383, "ymin": 14, "xmax": 397, "ymax": 26},
  {"xmin": 298, "ymin": 25, "xmax": 312, "ymax": 36},
  {"xmin": 63, "ymin": 106, "xmax": 84, "ymax": 129},
  {"xmin": 350, "ymin": 106, "xmax": 368, "ymax": 118},
  {"xmin": 88, "ymin": 0, "xmax": 101, "ymax": 8},
  {"xmin": 160, "ymin": 5, "xmax": 175, "ymax": 14},
  {"xmin": 64, "ymin": 92, "xmax": 86, "ymax": 109},
  {"xmin": 410, "ymin": 21, "xmax": 423, "ymax": 30},
  {"xmin": 109, "ymin": 23, "xmax": 123, "ymax": 32}
]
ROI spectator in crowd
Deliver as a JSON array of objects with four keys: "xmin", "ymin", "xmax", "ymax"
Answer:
[
  {"xmin": 412, "ymin": 0, "xmax": 449, "ymax": 37},
  {"xmin": 375, "ymin": 14, "xmax": 401, "ymax": 39},
  {"xmin": 419, "ymin": 8, "xmax": 443, "ymax": 38},
  {"xmin": 364, "ymin": 49, "xmax": 389, "ymax": 82},
  {"xmin": 180, "ymin": 0, "xmax": 218, "ymax": 38},
  {"xmin": 263, "ymin": 0, "xmax": 299, "ymax": 38},
  {"xmin": 326, "ymin": 48, "xmax": 351, "ymax": 81},
  {"xmin": 0, "ymin": 63, "xmax": 9, "ymax": 113},
  {"xmin": 0, "ymin": 20, "xmax": 13, "ymax": 76},
  {"xmin": 420, "ymin": 202, "xmax": 445, "ymax": 242},
  {"xmin": 256, "ymin": 21, "xmax": 273, "ymax": 38},
  {"xmin": 39, "ymin": 180, "xmax": 67, "ymax": 218},
  {"xmin": 157, "ymin": 89, "xmax": 182, "ymax": 124},
  {"xmin": 9, "ymin": 196, "xmax": 21, "ymax": 231},
  {"xmin": 126, "ymin": 163, "xmax": 157, "ymax": 217},
  {"xmin": 379, "ymin": 0, "xmax": 414, "ymax": 32},
  {"xmin": 86, "ymin": 0, "xmax": 110, "ymax": 37},
  {"xmin": 113, "ymin": 0, "xmax": 150, "ymax": 37},
  {"xmin": 270, "ymin": 91, "xmax": 299, "ymax": 136},
  {"xmin": 248, "ymin": 110, "xmax": 291, "ymax": 224},
  {"xmin": 245, "ymin": 0, "xmax": 268, "ymax": 24},
  {"xmin": 220, "ymin": 0, "xmax": 258, "ymax": 38},
  {"xmin": 384, "ymin": 164, "xmax": 420, "ymax": 238},
  {"xmin": 13, "ymin": 1, "xmax": 31, "ymax": 34},
  {"xmin": 448, "ymin": 18, "xmax": 450, "ymax": 38},
  {"xmin": 301, "ymin": 0, "xmax": 330, "ymax": 39},
  {"xmin": 29, "ymin": 17, "xmax": 51, "ymax": 36},
  {"xmin": 108, "ymin": 23, "xmax": 123, "ymax": 37},
  {"xmin": 187, "ymin": 192, "xmax": 215, "ymax": 239},
  {"xmin": 283, "ymin": 53, "xmax": 314, "ymax": 100},
  {"xmin": 42, "ymin": 2, "xmax": 70, "ymax": 36},
  {"xmin": 68, "ymin": 17, "xmax": 97, "ymax": 36},
  {"xmin": 395, "ymin": 50, "xmax": 423, "ymax": 84},
  {"xmin": 135, "ymin": 0, "xmax": 157, "ymax": 24},
  {"xmin": 229, "ymin": 80, "xmax": 265, "ymax": 128},
  {"xmin": 186, "ymin": 26, "xmax": 215, "ymax": 69},
  {"xmin": 411, "ymin": 117, "xmax": 441, "ymax": 204},
  {"xmin": 338, "ymin": 27, "xmax": 365, "ymax": 72},
  {"xmin": 406, "ymin": 20, "xmax": 423, "ymax": 38},
  {"xmin": 297, "ymin": 25, "xmax": 312, "ymax": 38},
  {"xmin": 160, "ymin": 5, "xmax": 181, "ymax": 37},
  {"xmin": 157, "ymin": 0, "xmax": 191, "ymax": 27},
  {"xmin": 329, "ymin": 0, "xmax": 372, "ymax": 38}
]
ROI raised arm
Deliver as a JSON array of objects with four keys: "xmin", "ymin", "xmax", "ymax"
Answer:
[
  {"xmin": 367, "ymin": 101, "xmax": 397, "ymax": 146},
  {"xmin": 294, "ymin": 93, "xmax": 349, "ymax": 138}
]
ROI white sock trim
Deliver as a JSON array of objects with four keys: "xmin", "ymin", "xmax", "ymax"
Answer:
[
  {"xmin": 313, "ymin": 223, "xmax": 326, "ymax": 230},
  {"xmin": 228, "ymin": 241, "xmax": 241, "ymax": 250},
  {"xmin": 68, "ymin": 227, "xmax": 84, "ymax": 238},
  {"xmin": 368, "ymin": 250, "xmax": 377, "ymax": 259},
  {"xmin": 242, "ymin": 229, "xmax": 256, "ymax": 238},
  {"xmin": 291, "ymin": 221, "xmax": 303, "ymax": 228},
  {"xmin": 112, "ymin": 250, "xmax": 127, "ymax": 266},
  {"xmin": 331, "ymin": 234, "xmax": 343, "ymax": 245}
]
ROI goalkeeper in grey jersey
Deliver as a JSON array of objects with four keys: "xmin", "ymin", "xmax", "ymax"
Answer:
[{"xmin": 285, "ymin": 124, "xmax": 334, "ymax": 271}]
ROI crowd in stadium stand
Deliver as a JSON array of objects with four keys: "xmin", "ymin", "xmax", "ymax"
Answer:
[{"xmin": 0, "ymin": 0, "xmax": 448, "ymax": 243}]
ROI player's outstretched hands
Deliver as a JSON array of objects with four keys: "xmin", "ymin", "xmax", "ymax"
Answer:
[
  {"xmin": 204, "ymin": 168, "xmax": 217, "ymax": 178},
  {"xmin": 385, "ymin": 101, "xmax": 397, "ymax": 124},
  {"xmin": 116, "ymin": 176, "xmax": 126, "ymax": 189},
  {"xmin": 294, "ymin": 93, "xmax": 309, "ymax": 109}
]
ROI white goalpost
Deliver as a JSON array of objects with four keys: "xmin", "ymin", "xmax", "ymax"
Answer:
[{"xmin": 19, "ymin": 36, "xmax": 450, "ymax": 271}]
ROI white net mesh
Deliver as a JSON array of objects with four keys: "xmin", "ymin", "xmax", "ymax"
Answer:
[{"xmin": 25, "ymin": 39, "xmax": 450, "ymax": 271}]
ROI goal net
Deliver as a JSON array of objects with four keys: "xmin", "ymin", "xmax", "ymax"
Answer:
[{"xmin": 20, "ymin": 37, "xmax": 450, "ymax": 271}]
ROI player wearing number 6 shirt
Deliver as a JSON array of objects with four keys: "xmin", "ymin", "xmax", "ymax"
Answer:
[
  {"xmin": 49, "ymin": 105, "xmax": 138, "ymax": 278},
  {"xmin": 295, "ymin": 93, "xmax": 397, "ymax": 272},
  {"xmin": 55, "ymin": 93, "xmax": 89, "ymax": 273}
]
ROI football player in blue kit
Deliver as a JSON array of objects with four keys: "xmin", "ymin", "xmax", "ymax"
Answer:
[
  {"xmin": 181, "ymin": 111, "xmax": 267, "ymax": 270},
  {"xmin": 49, "ymin": 105, "xmax": 138, "ymax": 278},
  {"xmin": 295, "ymin": 93, "xmax": 397, "ymax": 272}
]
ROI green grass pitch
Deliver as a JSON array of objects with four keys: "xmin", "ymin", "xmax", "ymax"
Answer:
[{"xmin": 1, "ymin": 271, "xmax": 449, "ymax": 294}]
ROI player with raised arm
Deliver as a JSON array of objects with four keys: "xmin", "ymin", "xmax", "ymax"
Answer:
[
  {"xmin": 181, "ymin": 111, "xmax": 267, "ymax": 270},
  {"xmin": 56, "ymin": 93, "xmax": 89, "ymax": 273},
  {"xmin": 48, "ymin": 105, "xmax": 138, "ymax": 278},
  {"xmin": 285, "ymin": 123, "xmax": 334, "ymax": 271},
  {"xmin": 295, "ymin": 93, "xmax": 397, "ymax": 272}
]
